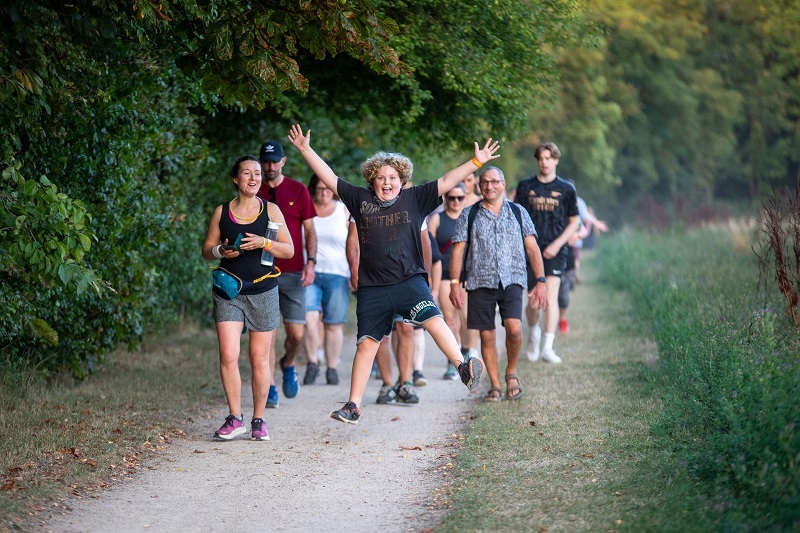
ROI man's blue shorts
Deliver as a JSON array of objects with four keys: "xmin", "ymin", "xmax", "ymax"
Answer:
[{"xmin": 305, "ymin": 272, "xmax": 350, "ymax": 325}]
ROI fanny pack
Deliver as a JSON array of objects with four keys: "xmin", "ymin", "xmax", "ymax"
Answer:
[{"xmin": 212, "ymin": 266, "xmax": 280, "ymax": 300}]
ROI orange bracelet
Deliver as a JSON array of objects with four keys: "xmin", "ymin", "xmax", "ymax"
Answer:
[
  {"xmin": 471, "ymin": 157, "xmax": 482, "ymax": 168},
  {"xmin": 263, "ymin": 238, "xmax": 274, "ymax": 251}
]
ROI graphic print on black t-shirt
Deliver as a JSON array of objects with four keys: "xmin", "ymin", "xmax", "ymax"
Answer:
[
  {"xmin": 336, "ymin": 179, "xmax": 441, "ymax": 288},
  {"xmin": 515, "ymin": 176, "xmax": 578, "ymax": 248}
]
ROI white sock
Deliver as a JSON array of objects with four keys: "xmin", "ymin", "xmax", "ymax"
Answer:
[
  {"xmin": 530, "ymin": 325, "xmax": 542, "ymax": 339},
  {"xmin": 543, "ymin": 332, "xmax": 555, "ymax": 353}
]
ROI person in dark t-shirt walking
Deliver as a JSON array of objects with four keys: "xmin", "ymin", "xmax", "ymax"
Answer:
[
  {"xmin": 288, "ymin": 123, "xmax": 499, "ymax": 424},
  {"xmin": 515, "ymin": 142, "xmax": 580, "ymax": 364}
]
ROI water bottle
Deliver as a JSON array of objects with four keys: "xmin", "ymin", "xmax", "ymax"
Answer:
[{"xmin": 260, "ymin": 221, "xmax": 281, "ymax": 266}]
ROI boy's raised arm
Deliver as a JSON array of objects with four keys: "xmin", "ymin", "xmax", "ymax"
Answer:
[{"xmin": 288, "ymin": 124, "xmax": 340, "ymax": 196}]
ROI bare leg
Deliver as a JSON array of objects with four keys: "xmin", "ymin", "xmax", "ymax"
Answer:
[
  {"xmin": 349, "ymin": 338, "xmax": 381, "ymax": 407},
  {"xmin": 503, "ymin": 318, "xmax": 522, "ymax": 376},
  {"xmin": 323, "ymin": 323, "xmax": 343, "ymax": 369},
  {"xmin": 282, "ymin": 322, "xmax": 304, "ymax": 366},
  {"xmin": 413, "ymin": 328, "xmax": 425, "ymax": 371},
  {"xmin": 217, "ymin": 321, "xmax": 244, "ymax": 416},
  {"xmin": 421, "ymin": 316, "xmax": 470, "ymax": 367},
  {"xmin": 479, "ymin": 328, "xmax": 501, "ymax": 390},
  {"xmin": 393, "ymin": 321, "xmax": 414, "ymax": 384},
  {"xmin": 248, "ymin": 330, "xmax": 274, "ymax": 420},
  {"xmin": 376, "ymin": 335, "xmax": 394, "ymax": 386},
  {"xmin": 304, "ymin": 310, "xmax": 322, "ymax": 364}
]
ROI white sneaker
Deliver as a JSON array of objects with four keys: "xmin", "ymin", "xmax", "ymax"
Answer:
[
  {"xmin": 526, "ymin": 328, "xmax": 541, "ymax": 361},
  {"xmin": 541, "ymin": 349, "xmax": 562, "ymax": 364}
]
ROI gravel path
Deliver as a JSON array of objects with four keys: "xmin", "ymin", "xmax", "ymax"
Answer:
[{"xmin": 41, "ymin": 333, "xmax": 481, "ymax": 533}]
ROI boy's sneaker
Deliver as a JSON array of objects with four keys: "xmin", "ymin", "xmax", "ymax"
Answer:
[
  {"xmin": 526, "ymin": 327, "xmax": 542, "ymax": 361},
  {"xmin": 266, "ymin": 385, "xmax": 279, "ymax": 408},
  {"xmin": 396, "ymin": 382, "xmax": 420, "ymax": 404},
  {"xmin": 214, "ymin": 414, "xmax": 246, "ymax": 440},
  {"xmin": 376, "ymin": 384, "xmax": 397, "ymax": 404},
  {"xmin": 559, "ymin": 319, "xmax": 569, "ymax": 333},
  {"xmin": 250, "ymin": 418, "xmax": 270, "ymax": 441},
  {"xmin": 458, "ymin": 357, "xmax": 483, "ymax": 391},
  {"xmin": 443, "ymin": 364, "xmax": 459, "ymax": 380},
  {"xmin": 331, "ymin": 401, "xmax": 360, "ymax": 424},
  {"xmin": 280, "ymin": 355, "xmax": 299, "ymax": 398},
  {"xmin": 326, "ymin": 367, "xmax": 340, "ymax": 385},
  {"xmin": 412, "ymin": 370, "xmax": 428, "ymax": 387},
  {"xmin": 541, "ymin": 349, "xmax": 562, "ymax": 364},
  {"xmin": 304, "ymin": 362, "xmax": 319, "ymax": 385}
]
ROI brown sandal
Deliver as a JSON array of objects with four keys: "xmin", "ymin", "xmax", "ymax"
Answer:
[
  {"xmin": 505, "ymin": 373, "xmax": 524, "ymax": 400},
  {"xmin": 483, "ymin": 387, "xmax": 502, "ymax": 402}
]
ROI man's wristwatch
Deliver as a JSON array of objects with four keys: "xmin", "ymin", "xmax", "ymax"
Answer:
[
  {"xmin": 307, "ymin": 257, "xmax": 317, "ymax": 264},
  {"xmin": 536, "ymin": 276, "xmax": 547, "ymax": 284}
]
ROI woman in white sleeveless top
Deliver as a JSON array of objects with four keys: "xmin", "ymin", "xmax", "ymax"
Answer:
[{"xmin": 303, "ymin": 174, "xmax": 356, "ymax": 385}]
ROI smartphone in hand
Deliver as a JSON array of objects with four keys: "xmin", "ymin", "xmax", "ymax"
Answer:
[{"xmin": 221, "ymin": 245, "xmax": 240, "ymax": 252}]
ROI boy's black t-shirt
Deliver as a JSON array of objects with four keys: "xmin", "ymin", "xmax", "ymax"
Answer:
[
  {"xmin": 337, "ymin": 179, "xmax": 441, "ymax": 288},
  {"xmin": 515, "ymin": 176, "xmax": 579, "ymax": 248}
]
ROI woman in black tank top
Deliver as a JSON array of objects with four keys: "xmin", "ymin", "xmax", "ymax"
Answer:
[{"xmin": 201, "ymin": 155, "xmax": 295, "ymax": 441}]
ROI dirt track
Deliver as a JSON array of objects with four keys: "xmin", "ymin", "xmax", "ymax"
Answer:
[{"xmin": 41, "ymin": 336, "xmax": 480, "ymax": 533}]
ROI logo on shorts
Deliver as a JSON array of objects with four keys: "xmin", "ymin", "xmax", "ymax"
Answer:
[
  {"xmin": 552, "ymin": 269, "xmax": 562, "ymax": 276},
  {"xmin": 409, "ymin": 300, "xmax": 436, "ymax": 321}
]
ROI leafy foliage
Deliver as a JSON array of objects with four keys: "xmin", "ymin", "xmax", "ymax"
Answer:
[{"xmin": 1, "ymin": 0, "xmax": 586, "ymax": 376}]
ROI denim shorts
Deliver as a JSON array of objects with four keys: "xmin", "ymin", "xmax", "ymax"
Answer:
[
  {"xmin": 213, "ymin": 287, "xmax": 280, "ymax": 332},
  {"xmin": 466, "ymin": 284, "xmax": 523, "ymax": 331},
  {"xmin": 278, "ymin": 271, "xmax": 307, "ymax": 324},
  {"xmin": 355, "ymin": 274, "xmax": 442, "ymax": 343},
  {"xmin": 305, "ymin": 272, "xmax": 351, "ymax": 325}
]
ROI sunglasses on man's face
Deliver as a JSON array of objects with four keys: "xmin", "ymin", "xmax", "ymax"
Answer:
[{"xmin": 446, "ymin": 195, "xmax": 465, "ymax": 201}]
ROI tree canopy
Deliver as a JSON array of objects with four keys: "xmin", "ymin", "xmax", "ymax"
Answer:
[{"xmin": 0, "ymin": 0, "xmax": 588, "ymax": 374}]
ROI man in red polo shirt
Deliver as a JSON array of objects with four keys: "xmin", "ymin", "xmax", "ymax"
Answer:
[{"xmin": 257, "ymin": 140, "xmax": 318, "ymax": 407}]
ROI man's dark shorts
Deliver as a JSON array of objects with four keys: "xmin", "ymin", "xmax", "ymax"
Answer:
[
  {"xmin": 355, "ymin": 274, "xmax": 442, "ymax": 343},
  {"xmin": 527, "ymin": 246, "xmax": 567, "ymax": 288},
  {"xmin": 466, "ymin": 284, "xmax": 523, "ymax": 331}
]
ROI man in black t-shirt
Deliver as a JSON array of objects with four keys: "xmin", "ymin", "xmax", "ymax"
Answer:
[
  {"xmin": 515, "ymin": 142, "xmax": 580, "ymax": 364},
  {"xmin": 289, "ymin": 123, "xmax": 500, "ymax": 424}
]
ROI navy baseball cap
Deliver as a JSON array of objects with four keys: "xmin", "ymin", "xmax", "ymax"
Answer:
[{"xmin": 259, "ymin": 141, "xmax": 285, "ymax": 162}]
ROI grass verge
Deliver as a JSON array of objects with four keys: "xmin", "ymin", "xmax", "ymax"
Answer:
[
  {"xmin": 440, "ymin": 223, "xmax": 798, "ymax": 531},
  {"xmin": 0, "ymin": 327, "xmax": 223, "ymax": 529}
]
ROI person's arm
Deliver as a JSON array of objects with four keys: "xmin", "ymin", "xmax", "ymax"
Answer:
[
  {"xmin": 427, "ymin": 212, "xmax": 440, "ymax": 239},
  {"xmin": 524, "ymin": 234, "xmax": 548, "ymax": 309},
  {"xmin": 346, "ymin": 218, "xmax": 359, "ymax": 291},
  {"xmin": 301, "ymin": 217, "xmax": 317, "ymax": 286},
  {"xmin": 288, "ymin": 124, "xmax": 340, "ymax": 196},
  {"xmin": 430, "ymin": 260, "xmax": 442, "ymax": 305},
  {"xmin": 436, "ymin": 139, "xmax": 501, "ymax": 196},
  {"xmin": 542, "ymin": 214, "xmax": 580, "ymax": 260},
  {"xmin": 422, "ymin": 228, "xmax": 432, "ymax": 285},
  {"xmin": 448, "ymin": 241, "xmax": 466, "ymax": 310}
]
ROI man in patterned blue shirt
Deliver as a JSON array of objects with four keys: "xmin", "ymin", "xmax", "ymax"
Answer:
[{"xmin": 449, "ymin": 167, "xmax": 547, "ymax": 402}]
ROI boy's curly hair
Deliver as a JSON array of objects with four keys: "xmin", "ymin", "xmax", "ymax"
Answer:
[{"xmin": 361, "ymin": 152, "xmax": 414, "ymax": 190}]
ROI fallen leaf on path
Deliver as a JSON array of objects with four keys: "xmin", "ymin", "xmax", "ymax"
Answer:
[
  {"xmin": 529, "ymin": 420, "xmax": 537, "ymax": 426},
  {"xmin": 391, "ymin": 417, "xmax": 400, "ymax": 421},
  {"xmin": 581, "ymin": 454, "xmax": 595, "ymax": 458},
  {"xmin": 193, "ymin": 450, "xmax": 205, "ymax": 454},
  {"xmin": 399, "ymin": 445, "xmax": 422, "ymax": 451}
]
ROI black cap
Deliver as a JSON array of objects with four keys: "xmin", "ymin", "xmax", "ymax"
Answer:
[{"xmin": 259, "ymin": 141, "xmax": 285, "ymax": 163}]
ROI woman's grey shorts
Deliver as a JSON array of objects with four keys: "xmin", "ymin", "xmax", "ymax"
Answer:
[{"xmin": 213, "ymin": 287, "xmax": 280, "ymax": 332}]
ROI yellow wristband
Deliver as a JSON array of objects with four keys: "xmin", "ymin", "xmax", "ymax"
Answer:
[
  {"xmin": 471, "ymin": 157, "xmax": 481, "ymax": 168},
  {"xmin": 263, "ymin": 238, "xmax": 274, "ymax": 250},
  {"xmin": 450, "ymin": 278, "xmax": 460, "ymax": 284}
]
